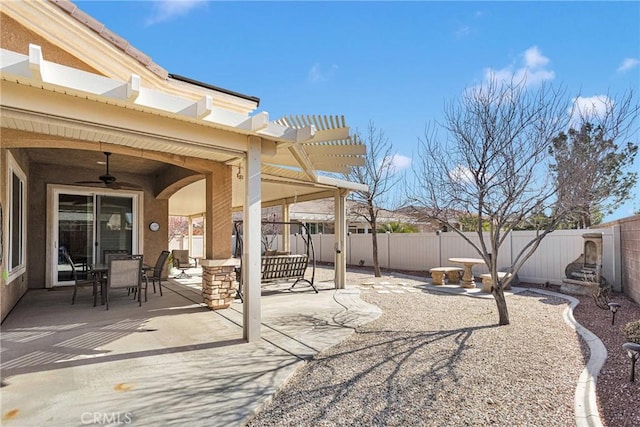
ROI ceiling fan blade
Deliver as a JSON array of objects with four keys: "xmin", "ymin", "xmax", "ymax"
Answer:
[
  {"xmin": 75, "ymin": 180, "xmax": 106, "ymax": 186},
  {"xmin": 74, "ymin": 152, "xmax": 142, "ymax": 190},
  {"xmin": 114, "ymin": 181, "xmax": 143, "ymax": 190}
]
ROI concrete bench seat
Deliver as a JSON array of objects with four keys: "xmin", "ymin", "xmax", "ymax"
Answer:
[
  {"xmin": 480, "ymin": 272, "xmax": 512, "ymax": 292},
  {"xmin": 429, "ymin": 267, "xmax": 464, "ymax": 285}
]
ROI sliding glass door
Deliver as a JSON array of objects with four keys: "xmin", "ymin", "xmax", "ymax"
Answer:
[{"xmin": 52, "ymin": 187, "xmax": 140, "ymax": 286}]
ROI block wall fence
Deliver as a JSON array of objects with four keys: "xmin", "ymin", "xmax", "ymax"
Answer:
[{"xmin": 600, "ymin": 215, "xmax": 640, "ymax": 304}]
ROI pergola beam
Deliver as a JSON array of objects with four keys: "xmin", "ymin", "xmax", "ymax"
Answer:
[
  {"xmin": 1, "ymin": 46, "xmax": 321, "ymax": 146},
  {"xmin": 288, "ymin": 145, "xmax": 317, "ymax": 181}
]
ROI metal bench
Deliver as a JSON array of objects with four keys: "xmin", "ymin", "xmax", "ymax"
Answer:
[
  {"xmin": 261, "ymin": 254, "xmax": 312, "ymax": 286},
  {"xmin": 236, "ymin": 253, "xmax": 317, "ymax": 301}
]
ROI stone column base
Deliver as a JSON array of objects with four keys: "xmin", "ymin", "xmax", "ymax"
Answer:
[{"xmin": 200, "ymin": 258, "xmax": 240, "ymax": 310}]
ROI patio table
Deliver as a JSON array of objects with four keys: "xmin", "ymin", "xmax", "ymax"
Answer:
[
  {"xmin": 448, "ymin": 257, "xmax": 486, "ymax": 289},
  {"xmin": 89, "ymin": 264, "xmax": 109, "ymax": 279},
  {"xmin": 90, "ymin": 263, "xmax": 151, "ymax": 305},
  {"xmin": 89, "ymin": 264, "xmax": 109, "ymax": 303}
]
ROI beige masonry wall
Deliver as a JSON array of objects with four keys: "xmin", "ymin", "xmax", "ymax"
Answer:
[{"xmin": 618, "ymin": 215, "xmax": 640, "ymax": 304}]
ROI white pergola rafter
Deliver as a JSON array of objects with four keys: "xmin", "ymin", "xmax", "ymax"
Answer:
[
  {"xmin": 275, "ymin": 115, "xmax": 366, "ymax": 174},
  {"xmin": 1, "ymin": 45, "xmax": 366, "ymax": 180},
  {"xmin": 1, "ymin": 46, "xmax": 312, "ymax": 145}
]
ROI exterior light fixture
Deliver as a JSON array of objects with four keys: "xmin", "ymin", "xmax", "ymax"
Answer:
[
  {"xmin": 622, "ymin": 342, "xmax": 640, "ymax": 382},
  {"xmin": 608, "ymin": 302, "xmax": 621, "ymax": 325}
]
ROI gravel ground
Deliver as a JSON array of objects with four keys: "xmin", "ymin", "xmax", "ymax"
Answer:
[{"xmin": 246, "ymin": 267, "xmax": 629, "ymax": 427}]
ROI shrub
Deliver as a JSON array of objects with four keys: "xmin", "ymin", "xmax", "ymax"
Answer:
[{"xmin": 624, "ymin": 320, "xmax": 640, "ymax": 344}]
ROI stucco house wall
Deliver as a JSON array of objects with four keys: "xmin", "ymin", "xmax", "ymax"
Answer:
[
  {"xmin": 24, "ymin": 161, "xmax": 171, "ymax": 290},
  {"xmin": 1, "ymin": 148, "xmax": 30, "ymax": 320},
  {"xmin": 0, "ymin": 12, "xmax": 100, "ymax": 74}
]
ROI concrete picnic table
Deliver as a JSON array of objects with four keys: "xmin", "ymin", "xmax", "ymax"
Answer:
[{"xmin": 448, "ymin": 257, "xmax": 486, "ymax": 289}]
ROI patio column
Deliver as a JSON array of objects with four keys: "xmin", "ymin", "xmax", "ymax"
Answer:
[
  {"xmin": 282, "ymin": 201, "xmax": 290, "ymax": 252},
  {"xmin": 200, "ymin": 163, "xmax": 238, "ymax": 311},
  {"xmin": 334, "ymin": 189, "xmax": 348, "ymax": 289},
  {"xmin": 244, "ymin": 136, "xmax": 262, "ymax": 342},
  {"xmin": 188, "ymin": 216, "xmax": 193, "ymax": 255},
  {"xmin": 205, "ymin": 163, "xmax": 233, "ymax": 260}
]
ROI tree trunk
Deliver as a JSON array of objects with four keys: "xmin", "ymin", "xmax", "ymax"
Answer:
[
  {"xmin": 492, "ymin": 285, "xmax": 510, "ymax": 325},
  {"xmin": 371, "ymin": 227, "xmax": 381, "ymax": 277}
]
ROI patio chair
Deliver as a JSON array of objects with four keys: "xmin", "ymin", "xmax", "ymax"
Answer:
[
  {"xmin": 143, "ymin": 250, "xmax": 170, "ymax": 296},
  {"xmin": 104, "ymin": 252, "xmax": 132, "ymax": 264},
  {"xmin": 106, "ymin": 257, "xmax": 143, "ymax": 310},
  {"xmin": 103, "ymin": 253, "xmax": 138, "ymax": 297},
  {"xmin": 65, "ymin": 253, "xmax": 100, "ymax": 307},
  {"xmin": 172, "ymin": 250, "xmax": 197, "ymax": 279},
  {"xmin": 103, "ymin": 249, "xmax": 130, "ymax": 263}
]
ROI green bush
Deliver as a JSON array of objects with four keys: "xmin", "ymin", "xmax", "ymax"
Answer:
[{"xmin": 624, "ymin": 320, "xmax": 640, "ymax": 344}]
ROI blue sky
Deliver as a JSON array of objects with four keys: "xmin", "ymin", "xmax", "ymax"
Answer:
[{"xmin": 76, "ymin": 1, "xmax": 640, "ymax": 222}]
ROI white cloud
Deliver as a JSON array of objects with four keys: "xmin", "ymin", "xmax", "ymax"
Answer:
[
  {"xmin": 484, "ymin": 46, "xmax": 555, "ymax": 87},
  {"xmin": 377, "ymin": 154, "xmax": 411, "ymax": 174},
  {"xmin": 569, "ymin": 95, "xmax": 612, "ymax": 124},
  {"xmin": 449, "ymin": 165, "xmax": 475, "ymax": 183},
  {"xmin": 617, "ymin": 57, "xmax": 640, "ymax": 73},
  {"xmin": 308, "ymin": 63, "xmax": 338, "ymax": 83},
  {"xmin": 145, "ymin": 0, "xmax": 204, "ymax": 26},
  {"xmin": 523, "ymin": 46, "xmax": 549, "ymax": 68},
  {"xmin": 389, "ymin": 154, "xmax": 412, "ymax": 172}
]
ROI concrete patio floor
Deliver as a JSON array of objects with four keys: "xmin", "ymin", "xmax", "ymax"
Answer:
[
  {"xmin": 0, "ymin": 275, "xmax": 381, "ymax": 426},
  {"xmin": 2, "ymin": 266, "xmax": 600, "ymax": 427}
]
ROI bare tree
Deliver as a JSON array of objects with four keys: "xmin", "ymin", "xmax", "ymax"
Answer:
[
  {"xmin": 261, "ymin": 211, "xmax": 281, "ymax": 252},
  {"xmin": 344, "ymin": 121, "xmax": 401, "ymax": 277},
  {"xmin": 168, "ymin": 216, "xmax": 188, "ymax": 243},
  {"xmin": 407, "ymin": 78, "xmax": 639, "ymax": 326}
]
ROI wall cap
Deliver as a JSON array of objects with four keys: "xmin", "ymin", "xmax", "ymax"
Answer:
[{"xmin": 200, "ymin": 258, "xmax": 240, "ymax": 268}]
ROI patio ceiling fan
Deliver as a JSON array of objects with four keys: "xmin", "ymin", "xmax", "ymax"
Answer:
[{"xmin": 76, "ymin": 152, "xmax": 142, "ymax": 190}]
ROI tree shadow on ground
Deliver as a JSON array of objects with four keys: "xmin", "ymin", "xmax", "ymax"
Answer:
[{"xmin": 247, "ymin": 323, "xmax": 498, "ymax": 426}]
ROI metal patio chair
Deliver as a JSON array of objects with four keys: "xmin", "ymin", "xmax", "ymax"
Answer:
[
  {"xmin": 106, "ymin": 257, "xmax": 143, "ymax": 310},
  {"xmin": 143, "ymin": 250, "xmax": 170, "ymax": 296},
  {"xmin": 172, "ymin": 250, "xmax": 197, "ymax": 279},
  {"xmin": 65, "ymin": 253, "xmax": 100, "ymax": 307}
]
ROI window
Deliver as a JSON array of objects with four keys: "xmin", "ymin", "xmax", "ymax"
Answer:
[
  {"xmin": 7, "ymin": 153, "xmax": 26, "ymax": 281},
  {"xmin": 305, "ymin": 223, "xmax": 324, "ymax": 234}
]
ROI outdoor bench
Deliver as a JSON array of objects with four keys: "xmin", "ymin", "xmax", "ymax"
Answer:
[
  {"xmin": 429, "ymin": 267, "xmax": 464, "ymax": 285},
  {"xmin": 480, "ymin": 272, "xmax": 512, "ymax": 293},
  {"xmin": 236, "ymin": 253, "xmax": 317, "ymax": 301},
  {"xmin": 261, "ymin": 254, "xmax": 312, "ymax": 287}
]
